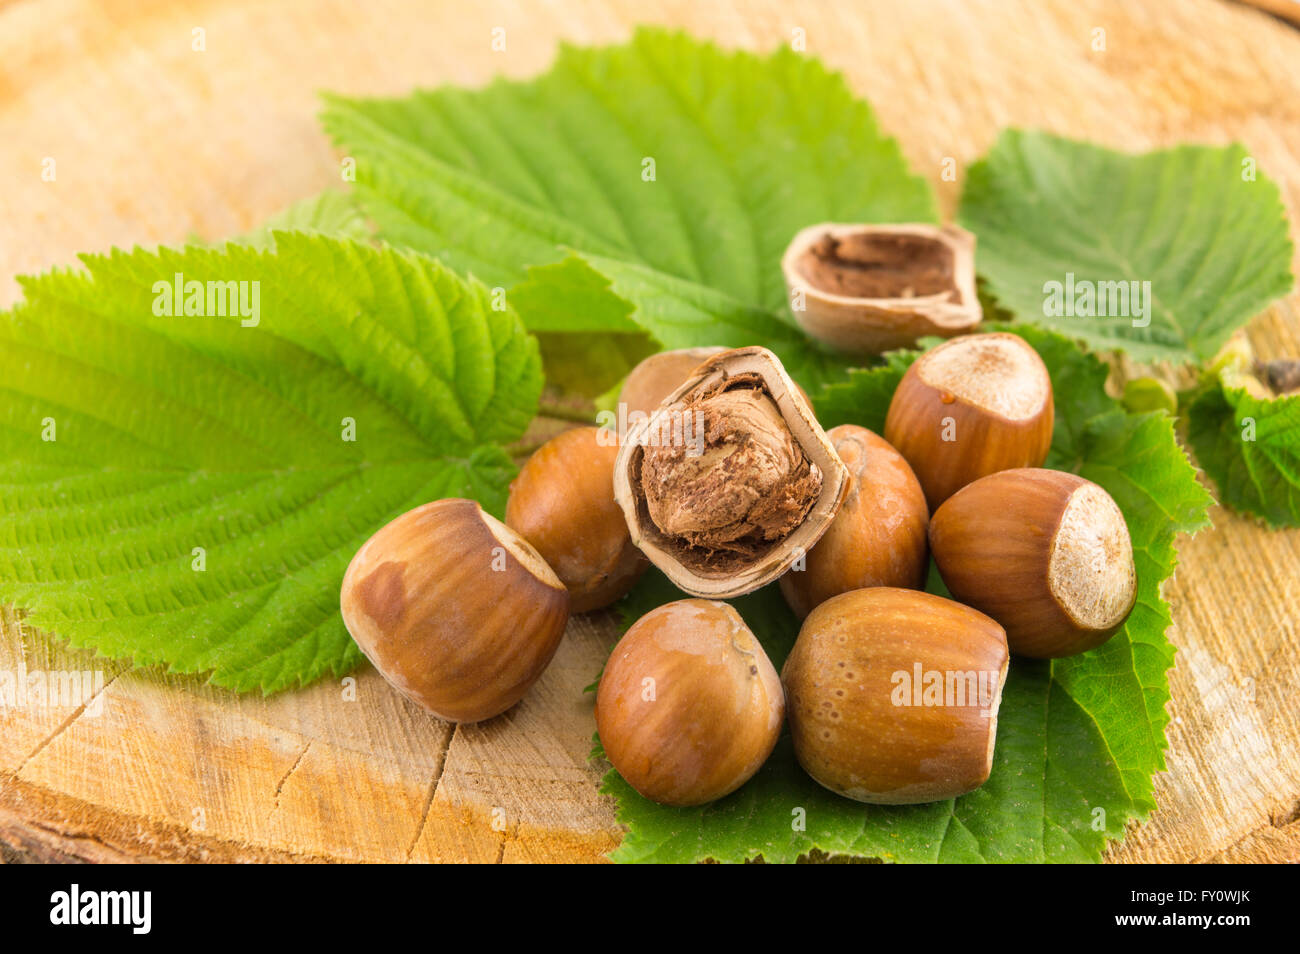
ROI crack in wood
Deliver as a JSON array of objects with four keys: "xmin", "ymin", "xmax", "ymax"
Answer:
[
  {"xmin": 404, "ymin": 723, "xmax": 456, "ymax": 861},
  {"xmin": 15, "ymin": 672, "xmax": 121, "ymax": 776},
  {"xmin": 269, "ymin": 741, "xmax": 312, "ymax": 816}
]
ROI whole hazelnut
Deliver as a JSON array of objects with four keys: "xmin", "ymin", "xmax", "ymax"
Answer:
[
  {"xmin": 341, "ymin": 498, "xmax": 569, "ymax": 722},
  {"xmin": 618, "ymin": 347, "xmax": 727, "ymax": 418},
  {"xmin": 779, "ymin": 425, "xmax": 929, "ymax": 619},
  {"xmin": 782, "ymin": 587, "xmax": 1008, "ymax": 804},
  {"xmin": 595, "ymin": 599, "xmax": 784, "ymax": 807},
  {"xmin": 884, "ymin": 332, "xmax": 1053, "ymax": 510},
  {"xmin": 929, "ymin": 468, "xmax": 1137, "ymax": 658},
  {"xmin": 506, "ymin": 426, "xmax": 648, "ymax": 613}
]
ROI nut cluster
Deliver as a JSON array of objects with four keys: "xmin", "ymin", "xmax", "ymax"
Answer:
[{"xmin": 338, "ymin": 223, "xmax": 1140, "ymax": 817}]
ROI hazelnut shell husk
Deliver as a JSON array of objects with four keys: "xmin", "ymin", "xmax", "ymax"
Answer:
[
  {"xmin": 779, "ymin": 425, "xmax": 929, "ymax": 619},
  {"xmin": 884, "ymin": 331, "xmax": 1054, "ymax": 510},
  {"xmin": 929, "ymin": 468, "xmax": 1137, "ymax": 659},
  {"xmin": 612, "ymin": 346, "xmax": 851, "ymax": 599},
  {"xmin": 340, "ymin": 498, "xmax": 570, "ymax": 723},
  {"xmin": 506, "ymin": 426, "xmax": 648, "ymax": 613},
  {"xmin": 782, "ymin": 222, "xmax": 982, "ymax": 354},
  {"xmin": 782, "ymin": 587, "xmax": 1009, "ymax": 805},
  {"xmin": 595, "ymin": 599, "xmax": 784, "ymax": 807}
]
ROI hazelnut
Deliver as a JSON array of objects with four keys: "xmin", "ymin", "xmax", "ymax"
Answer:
[
  {"xmin": 782, "ymin": 587, "xmax": 1008, "ymax": 804},
  {"xmin": 929, "ymin": 468, "xmax": 1137, "ymax": 658},
  {"xmin": 779, "ymin": 425, "xmax": 929, "ymax": 619},
  {"xmin": 619, "ymin": 346, "xmax": 812, "ymax": 419},
  {"xmin": 506, "ymin": 426, "xmax": 648, "ymax": 613},
  {"xmin": 618, "ymin": 347, "xmax": 727, "ymax": 417},
  {"xmin": 595, "ymin": 599, "xmax": 784, "ymax": 806},
  {"xmin": 884, "ymin": 331, "xmax": 1053, "ymax": 509},
  {"xmin": 782, "ymin": 223, "xmax": 982, "ymax": 354},
  {"xmin": 340, "ymin": 498, "xmax": 569, "ymax": 722},
  {"xmin": 613, "ymin": 346, "xmax": 850, "ymax": 599}
]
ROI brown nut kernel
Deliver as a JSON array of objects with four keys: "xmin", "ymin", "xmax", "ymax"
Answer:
[
  {"xmin": 782, "ymin": 223, "xmax": 982, "ymax": 354},
  {"xmin": 341, "ymin": 498, "xmax": 569, "ymax": 722},
  {"xmin": 884, "ymin": 332, "xmax": 1053, "ymax": 510},
  {"xmin": 929, "ymin": 468, "xmax": 1137, "ymax": 659},
  {"xmin": 779, "ymin": 425, "xmax": 929, "ymax": 619},
  {"xmin": 613, "ymin": 346, "xmax": 850, "ymax": 599},
  {"xmin": 595, "ymin": 599, "xmax": 784, "ymax": 806},
  {"xmin": 506, "ymin": 426, "xmax": 648, "ymax": 613},
  {"xmin": 782, "ymin": 587, "xmax": 1008, "ymax": 804}
]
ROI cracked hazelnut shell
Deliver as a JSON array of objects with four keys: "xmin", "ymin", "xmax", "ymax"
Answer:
[
  {"xmin": 506, "ymin": 426, "xmax": 648, "ymax": 613},
  {"xmin": 884, "ymin": 331, "xmax": 1054, "ymax": 510},
  {"xmin": 341, "ymin": 498, "xmax": 569, "ymax": 722},
  {"xmin": 782, "ymin": 587, "xmax": 1008, "ymax": 805},
  {"xmin": 782, "ymin": 223, "xmax": 982, "ymax": 354},
  {"xmin": 929, "ymin": 468, "xmax": 1137, "ymax": 659},
  {"xmin": 779, "ymin": 425, "xmax": 929, "ymax": 619},
  {"xmin": 613, "ymin": 346, "xmax": 850, "ymax": 599},
  {"xmin": 595, "ymin": 599, "xmax": 784, "ymax": 806}
]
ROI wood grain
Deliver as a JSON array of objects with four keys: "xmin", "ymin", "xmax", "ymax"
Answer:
[{"xmin": 2, "ymin": 0, "xmax": 1299, "ymax": 863}]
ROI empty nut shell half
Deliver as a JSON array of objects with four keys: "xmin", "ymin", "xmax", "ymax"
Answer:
[
  {"xmin": 782, "ymin": 223, "xmax": 982, "ymax": 354},
  {"xmin": 613, "ymin": 346, "xmax": 850, "ymax": 599}
]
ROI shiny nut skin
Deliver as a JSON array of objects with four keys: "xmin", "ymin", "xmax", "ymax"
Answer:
[
  {"xmin": 341, "ymin": 498, "xmax": 569, "ymax": 723},
  {"xmin": 779, "ymin": 425, "xmax": 929, "ymax": 619},
  {"xmin": 929, "ymin": 468, "xmax": 1137, "ymax": 658},
  {"xmin": 506, "ymin": 427, "xmax": 647, "ymax": 613},
  {"xmin": 782, "ymin": 588, "xmax": 1008, "ymax": 804},
  {"xmin": 884, "ymin": 332, "xmax": 1054, "ymax": 509},
  {"xmin": 618, "ymin": 348, "xmax": 726, "ymax": 418},
  {"xmin": 596, "ymin": 599, "xmax": 784, "ymax": 807}
]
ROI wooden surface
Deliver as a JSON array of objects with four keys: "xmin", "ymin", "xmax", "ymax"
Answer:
[{"xmin": 2, "ymin": 0, "xmax": 1299, "ymax": 864}]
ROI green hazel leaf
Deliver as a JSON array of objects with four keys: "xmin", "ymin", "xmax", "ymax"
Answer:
[
  {"xmin": 600, "ymin": 327, "xmax": 1211, "ymax": 862},
  {"xmin": 1186, "ymin": 374, "xmax": 1300, "ymax": 527},
  {"xmin": 228, "ymin": 190, "xmax": 373, "ymax": 248},
  {"xmin": 0, "ymin": 235, "xmax": 542, "ymax": 693},
  {"xmin": 959, "ymin": 130, "xmax": 1294, "ymax": 365},
  {"xmin": 320, "ymin": 27, "xmax": 938, "ymax": 391},
  {"xmin": 509, "ymin": 256, "xmax": 654, "ymax": 397}
]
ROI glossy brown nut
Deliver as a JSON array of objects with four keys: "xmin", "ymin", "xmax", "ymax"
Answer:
[
  {"xmin": 884, "ymin": 332, "xmax": 1053, "ymax": 510},
  {"xmin": 618, "ymin": 348, "xmax": 728, "ymax": 418},
  {"xmin": 779, "ymin": 425, "xmax": 929, "ymax": 619},
  {"xmin": 506, "ymin": 426, "xmax": 648, "ymax": 613},
  {"xmin": 595, "ymin": 599, "xmax": 784, "ymax": 807},
  {"xmin": 929, "ymin": 468, "xmax": 1137, "ymax": 658},
  {"xmin": 782, "ymin": 587, "xmax": 1008, "ymax": 804},
  {"xmin": 341, "ymin": 498, "xmax": 570, "ymax": 723}
]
